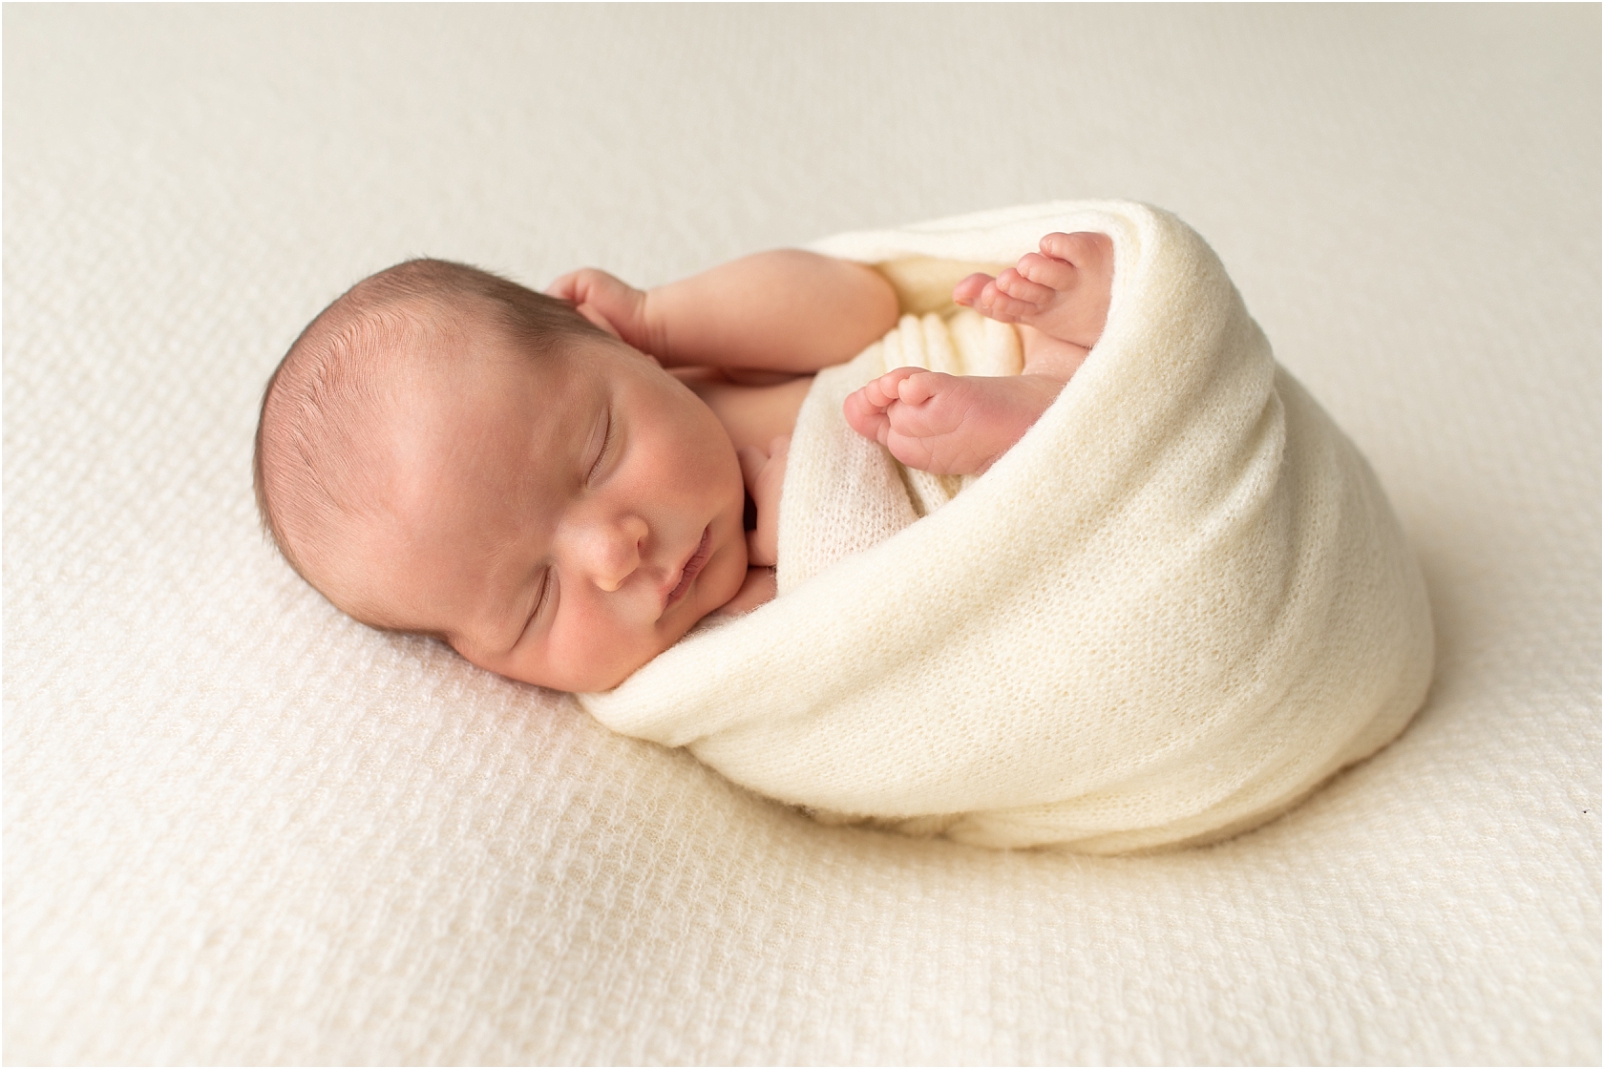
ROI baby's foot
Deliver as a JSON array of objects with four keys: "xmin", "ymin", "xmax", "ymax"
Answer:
[
  {"xmin": 844, "ymin": 367, "xmax": 1064, "ymax": 475},
  {"xmin": 953, "ymin": 231, "xmax": 1113, "ymax": 355}
]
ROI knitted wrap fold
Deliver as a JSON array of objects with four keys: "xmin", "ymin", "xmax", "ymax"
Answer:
[{"xmin": 580, "ymin": 202, "xmax": 1434, "ymax": 853}]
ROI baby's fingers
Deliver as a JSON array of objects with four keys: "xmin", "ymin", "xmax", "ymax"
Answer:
[
  {"xmin": 545, "ymin": 270, "xmax": 583, "ymax": 301},
  {"xmin": 545, "ymin": 266, "xmax": 616, "ymax": 301},
  {"xmin": 736, "ymin": 445, "xmax": 768, "ymax": 490},
  {"xmin": 745, "ymin": 528, "xmax": 777, "ymax": 568},
  {"xmin": 544, "ymin": 267, "xmax": 647, "ymax": 344},
  {"xmin": 743, "ymin": 440, "xmax": 785, "ymax": 568}
]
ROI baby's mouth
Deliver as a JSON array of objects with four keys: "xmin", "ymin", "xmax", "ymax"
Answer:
[{"xmin": 664, "ymin": 526, "xmax": 712, "ymax": 612}]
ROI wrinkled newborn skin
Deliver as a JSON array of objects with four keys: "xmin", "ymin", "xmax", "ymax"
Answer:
[{"xmin": 264, "ymin": 234, "xmax": 1112, "ymax": 692}]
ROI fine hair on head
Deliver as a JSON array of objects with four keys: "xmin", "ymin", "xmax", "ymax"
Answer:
[{"xmin": 252, "ymin": 258, "xmax": 608, "ymax": 618}]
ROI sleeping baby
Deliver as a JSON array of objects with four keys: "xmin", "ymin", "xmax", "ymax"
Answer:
[
  {"xmin": 253, "ymin": 232, "xmax": 1114, "ymax": 692},
  {"xmin": 257, "ymin": 202, "xmax": 1433, "ymax": 852}
]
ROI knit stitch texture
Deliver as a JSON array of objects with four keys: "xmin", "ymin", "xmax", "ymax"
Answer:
[{"xmin": 582, "ymin": 203, "xmax": 1434, "ymax": 852}]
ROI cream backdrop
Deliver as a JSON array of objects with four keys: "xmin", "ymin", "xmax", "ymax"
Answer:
[{"xmin": 5, "ymin": 6, "xmax": 1598, "ymax": 1065}]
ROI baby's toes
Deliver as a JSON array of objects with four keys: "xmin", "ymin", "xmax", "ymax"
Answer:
[
  {"xmin": 1015, "ymin": 251, "xmax": 1078, "ymax": 293},
  {"xmin": 972, "ymin": 278, "xmax": 1038, "ymax": 323},
  {"xmin": 876, "ymin": 366, "xmax": 928, "ymax": 405},
  {"xmin": 1040, "ymin": 231, "xmax": 1112, "ymax": 268},
  {"xmin": 859, "ymin": 372, "xmax": 902, "ymax": 409},
  {"xmin": 895, "ymin": 370, "xmax": 949, "ymax": 406},
  {"xmin": 843, "ymin": 389, "xmax": 890, "ymax": 442},
  {"xmin": 857, "ymin": 379, "xmax": 893, "ymax": 410},
  {"xmin": 952, "ymin": 272, "xmax": 993, "ymax": 307},
  {"xmin": 842, "ymin": 388, "xmax": 871, "ymax": 423},
  {"xmin": 993, "ymin": 267, "xmax": 1056, "ymax": 308}
]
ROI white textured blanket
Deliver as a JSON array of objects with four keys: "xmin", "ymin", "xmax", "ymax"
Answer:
[{"xmin": 582, "ymin": 202, "xmax": 1434, "ymax": 853}]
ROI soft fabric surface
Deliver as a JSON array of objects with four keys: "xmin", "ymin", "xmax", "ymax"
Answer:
[
  {"xmin": 5, "ymin": 7, "xmax": 1597, "ymax": 1065},
  {"xmin": 585, "ymin": 202, "xmax": 1434, "ymax": 853}
]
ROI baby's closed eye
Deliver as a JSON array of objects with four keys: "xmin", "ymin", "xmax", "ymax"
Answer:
[
  {"xmin": 586, "ymin": 408, "xmax": 614, "ymax": 484},
  {"xmin": 512, "ymin": 570, "xmax": 553, "ymax": 650}
]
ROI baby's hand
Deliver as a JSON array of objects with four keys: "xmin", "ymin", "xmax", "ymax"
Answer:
[
  {"xmin": 845, "ymin": 367, "xmax": 1062, "ymax": 475},
  {"xmin": 737, "ymin": 435, "xmax": 789, "ymax": 567},
  {"xmin": 545, "ymin": 268, "xmax": 657, "ymax": 356},
  {"xmin": 717, "ymin": 566, "xmax": 777, "ymax": 618}
]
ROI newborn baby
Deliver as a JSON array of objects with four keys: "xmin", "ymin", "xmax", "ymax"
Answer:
[
  {"xmin": 260, "ymin": 200, "xmax": 1432, "ymax": 851},
  {"xmin": 254, "ymin": 233, "xmax": 1114, "ymax": 691}
]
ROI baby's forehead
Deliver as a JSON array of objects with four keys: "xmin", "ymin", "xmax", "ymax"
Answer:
[
  {"xmin": 362, "ymin": 302, "xmax": 529, "ymax": 399},
  {"xmin": 386, "ymin": 337, "xmax": 581, "ymax": 448},
  {"xmin": 380, "ymin": 328, "xmax": 687, "ymax": 466}
]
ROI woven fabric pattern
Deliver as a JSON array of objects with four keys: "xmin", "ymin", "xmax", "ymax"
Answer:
[{"xmin": 5, "ymin": 7, "xmax": 1598, "ymax": 1063}]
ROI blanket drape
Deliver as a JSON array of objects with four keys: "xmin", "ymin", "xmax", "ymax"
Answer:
[{"xmin": 580, "ymin": 202, "xmax": 1433, "ymax": 853}]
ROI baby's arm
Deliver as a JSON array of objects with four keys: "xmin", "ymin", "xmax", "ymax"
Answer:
[
  {"xmin": 549, "ymin": 251, "xmax": 899, "ymax": 374},
  {"xmin": 844, "ymin": 232, "xmax": 1113, "ymax": 475}
]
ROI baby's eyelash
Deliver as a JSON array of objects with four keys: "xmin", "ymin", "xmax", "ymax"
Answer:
[
  {"xmin": 587, "ymin": 409, "xmax": 613, "ymax": 483},
  {"xmin": 523, "ymin": 569, "xmax": 553, "ymax": 639}
]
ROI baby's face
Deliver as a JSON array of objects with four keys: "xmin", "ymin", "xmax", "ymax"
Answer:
[{"xmin": 346, "ymin": 329, "xmax": 748, "ymax": 691}]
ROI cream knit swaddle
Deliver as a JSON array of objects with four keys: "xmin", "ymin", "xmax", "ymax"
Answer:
[{"xmin": 580, "ymin": 201, "xmax": 1434, "ymax": 854}]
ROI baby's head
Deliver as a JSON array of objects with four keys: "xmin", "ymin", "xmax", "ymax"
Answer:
[{"xmin": 255, "ymin": 260, "xmax": 749, "ymax": 691}]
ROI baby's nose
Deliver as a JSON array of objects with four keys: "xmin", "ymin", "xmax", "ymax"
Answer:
[{"xmin": 579, "ymin": 514, "xmax": 648, "ymax": 593}]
